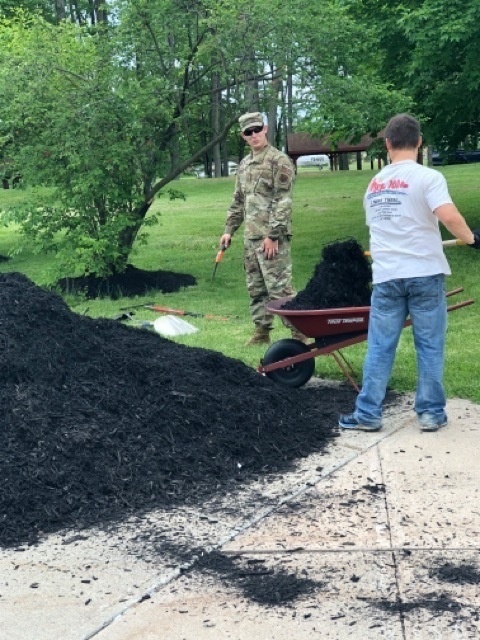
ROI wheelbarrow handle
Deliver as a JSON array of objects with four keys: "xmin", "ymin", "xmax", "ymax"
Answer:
[
  {"xmin": 442, "ymin": 239, "xmax": 466, "ymax": 247},
  {"xmin": 364, "ymin": 238, "xmax": 466, "ymax": 257}
]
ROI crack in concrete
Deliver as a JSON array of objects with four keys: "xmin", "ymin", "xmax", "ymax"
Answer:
[{"xmin": 377, "ymin": 444, "xmax": 408, "ymax": 638}]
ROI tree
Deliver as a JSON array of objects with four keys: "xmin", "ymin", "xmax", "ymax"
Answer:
[
  {"xmin": 0, "ymin": 0, "xmax": 108, "ymax": 24},
  {"xmin": 402, "ymin": 0, "xmax": 480, "ymax": 148},
  {"xmin": 344, "ymin": 0, "xmax": 480, "ymax": 150},
  {"xmin": 0, "ymin": 0, "xmax": 414, "ymax": 280},
  {"xmin": 0, "ymin": 6, "xmax": 241, "ymax": 277},
  {"xmin": 289, "ymin": 0, "xmax": 412, "ymax": 142}
]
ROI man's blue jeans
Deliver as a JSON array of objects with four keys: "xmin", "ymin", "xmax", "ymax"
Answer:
[{"xmin": 354, "ymin": 274, "xmax": 447, "ymax": 426}]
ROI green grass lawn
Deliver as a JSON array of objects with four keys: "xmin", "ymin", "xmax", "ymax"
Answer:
[{"xmin": 1, "ymin": 164, "xmax": 480, "ymax": 402}]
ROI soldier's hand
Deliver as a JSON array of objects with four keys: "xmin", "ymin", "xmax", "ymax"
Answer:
[
  {"xmin": 262, "ymin": 237, "xmax": 279, "ymax": 260},
  {"xmin": 220, "ymin": 233, "xmax": 232, "ymax": 248}
]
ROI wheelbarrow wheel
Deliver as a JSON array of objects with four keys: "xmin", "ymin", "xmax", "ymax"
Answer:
[{"xmin": 262, "ymin": 338, "xmax": 315, "ymax": 388}]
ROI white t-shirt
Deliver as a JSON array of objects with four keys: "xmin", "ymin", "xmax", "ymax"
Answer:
[{"xmin": 364, "ymin": 160, "xmax": 452, "ymax": 283}]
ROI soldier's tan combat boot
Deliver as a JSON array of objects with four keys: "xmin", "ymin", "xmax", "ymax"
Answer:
[
  {"xmin": 245, "ymin": 325, "xmax": 271, "ymax": 346},
  {"xmin": 291, "ymin": 327, "xmax": 309, "ymax": 344}
]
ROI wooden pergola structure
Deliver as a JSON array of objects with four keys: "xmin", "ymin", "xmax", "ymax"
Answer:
[{"xmin": 286, "ymin": 131, "xmax": 386, "ymax": 171}]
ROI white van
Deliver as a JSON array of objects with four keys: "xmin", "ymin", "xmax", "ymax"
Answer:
[{"xmin": 296, "ymin": 154, "xmax": 330, "ymax": 169}]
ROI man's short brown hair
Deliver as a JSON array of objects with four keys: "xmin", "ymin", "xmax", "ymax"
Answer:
[{"xmin": 384, "ymin": 113, "xmax": 421, "ymax": 150}]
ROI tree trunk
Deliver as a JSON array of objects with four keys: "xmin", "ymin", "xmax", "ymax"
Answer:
[
  {"xmin": 170, "ymin": 125, "xmax": 180, "ymax": 178},
  {"xmin": 339, "ymin": 153, "xmax": 350, "ymax": 170},
  {"xmin": 94, "ymin": 0, "xmax": 108, "ymax": 24},
  {"xmin": 211, "ymin": 71, "xmax": 222, "ymax": 177},
  {"xmin": 70, "ymin": 1, "xmax": 83, "ymax": 25},
  {"xmin": 245, "ymin": 49, "xmax": 260, "ymax": 111},
  {"xmin": 222, "ymin": 85, "xmax": 230, "ymax": 176},
  {"xmin": 267, "ymin": 64, "xmax": 278, "ymax": 147},
  {"xmin": 55, "ymin": 0, "xmax": 66, "ymax": 22},
  {"xmin": 286, "ymin": 67, "xmax": 294, "ymax": 133},
  {"xmin": 426, "ymin": 144, "xmax": 433, "ymax": 166},
  {"xmin": 221, "ymin": 142, "xmax": 229, "ymax": 176}
]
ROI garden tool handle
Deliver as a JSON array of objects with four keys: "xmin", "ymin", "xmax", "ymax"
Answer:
[{"xmin": 215, "ymin": 243, "xmax": 228, "ymax": 263}]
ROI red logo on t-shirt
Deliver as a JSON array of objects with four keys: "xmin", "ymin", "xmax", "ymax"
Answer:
[
  {"xmin": 369, "ymin": 177, "xmax": 409, "ymax": 193},
  {"xmin": 388, "ymin": 179, "xmax": 409, "ymax": 189},
  {"xmin": 369, "ymin": 178, "xmax": 385, "ymax": 193}
]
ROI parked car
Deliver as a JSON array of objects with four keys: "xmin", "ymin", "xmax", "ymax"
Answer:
[
  {"xmin": 296, "ymin": 154, "xmax": 330, "ymax": 169},
  {"xmin": 432, "ymin": 149, "xmax": 480, "ymax": 166},
  {"xmin": 454, "ymin": 149, "xmax": 480, "ymax": 163}
]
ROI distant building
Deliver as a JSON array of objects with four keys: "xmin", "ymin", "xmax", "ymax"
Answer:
[{"xmin": 286, "ymin": 131, "xmax": 386, "ymax": 171}]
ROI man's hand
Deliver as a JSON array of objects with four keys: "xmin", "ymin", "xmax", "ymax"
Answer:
[
  {"xmin": 469, "ymin": 229, "xmax": 480, "ymax": 249},
  {"xmin": 220, "ymin": 233, "xmax": 232, "ymax": 248},
  {"xmin": 262, "ymin": 237, "xmax": 279, "ymax": 260}
]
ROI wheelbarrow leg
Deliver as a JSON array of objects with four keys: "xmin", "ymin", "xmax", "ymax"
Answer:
[{"xmin": 329, "ymin": 350, "xmax": 361, "ymax": 393}]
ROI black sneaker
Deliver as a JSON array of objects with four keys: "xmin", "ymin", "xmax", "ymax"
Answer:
[
  {"xmin": 338, "ymin": 413, "xmax": 382, "ymax": 432},
  {"xmin": 419, "ymin": 416, "xmax": 448, "ymax": 432}
]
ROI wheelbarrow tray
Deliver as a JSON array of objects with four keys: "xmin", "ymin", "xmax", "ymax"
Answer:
[
  {"xmin": 266, "ymin": 297, "xmax": 370, "ymax": 338},
  {"xmin": 260, "ymin": 289, "xmax": 474, "ymax": 389}
]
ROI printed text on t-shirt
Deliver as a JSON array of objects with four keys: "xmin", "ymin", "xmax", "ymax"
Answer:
[{"xmin": 369, "ymin": 178, "xmax": 409, "ymax": 193}]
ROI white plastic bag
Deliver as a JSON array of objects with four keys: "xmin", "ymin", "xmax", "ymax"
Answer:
[{"xmin": 152, "ymin": 315, "xmax": 199, "ymax": 337}]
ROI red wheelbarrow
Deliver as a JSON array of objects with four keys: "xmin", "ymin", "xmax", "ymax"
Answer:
[{"xmin": 258, "ymin": 288, "xmax": 474, "ymax": 390}]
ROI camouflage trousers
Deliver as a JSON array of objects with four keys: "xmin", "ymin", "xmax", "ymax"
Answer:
[{"xmin": 244, "ymin": 238, "xmax": 296, "ymax": 329}]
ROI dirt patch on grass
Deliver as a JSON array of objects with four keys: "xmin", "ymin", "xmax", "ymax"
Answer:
[{"xmin": 55, "ymin": 264, "xmax": 196, "ymax": 299}]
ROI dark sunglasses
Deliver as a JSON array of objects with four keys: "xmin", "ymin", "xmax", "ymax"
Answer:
[{"xmin": 243, "ymin": 125, "xmax": 264, "ymax": 136}]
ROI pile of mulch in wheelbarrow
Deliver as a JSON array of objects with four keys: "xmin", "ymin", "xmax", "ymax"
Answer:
[
  {"xmin": 0, "ymin": 272, "xmax": 358, "ymax": 549},
  {"xmin": 284, "ymin": 238, "xmax": 372, "ymax": 310}
]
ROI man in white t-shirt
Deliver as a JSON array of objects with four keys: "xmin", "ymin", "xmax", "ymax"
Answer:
[{"xmin": 339, "ymin": 113, "xmax": 480, "ymax": 432}]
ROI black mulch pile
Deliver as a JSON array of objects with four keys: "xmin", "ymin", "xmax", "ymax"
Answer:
[
  {"xmin": 283, "ymin": 238, "xmax": 372, "ymax": 310},
  {"xmin": 0, "ymin": 272, "xmax": 358, "ymax": 549},
  {"xmin": 55, "ymin": 264, "xmax": 196, "ymax": 299}
]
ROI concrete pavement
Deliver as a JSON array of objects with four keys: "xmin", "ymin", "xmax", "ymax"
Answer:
[{"xmin": 2, "ymin": 392, "xmax": 480, "ymax": 639}]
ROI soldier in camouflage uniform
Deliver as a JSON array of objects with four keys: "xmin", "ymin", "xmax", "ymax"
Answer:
[{"xmin": 219, "ymin": 112, "xmax": 306, "ymax": 345}]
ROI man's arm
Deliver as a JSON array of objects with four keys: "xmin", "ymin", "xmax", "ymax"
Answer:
[{"xmin": 434, "ymin": 203, "xmax": 476, "ymax": 245}]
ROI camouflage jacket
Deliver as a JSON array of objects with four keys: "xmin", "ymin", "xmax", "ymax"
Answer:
[{"xmin": 224, "ymin": 144, "xmax": 295, "ymax": 241}]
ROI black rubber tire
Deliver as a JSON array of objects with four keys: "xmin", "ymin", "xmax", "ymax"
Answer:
[{"xmin": 262, "ymin": 338, "xmax": 315, "ymax": 388}]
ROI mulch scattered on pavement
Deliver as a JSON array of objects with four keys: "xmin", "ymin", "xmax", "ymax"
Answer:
[
  {"xmin": 430, "ymin": 561, "xmax": 480, "ymax": 585},
  {"xmin": 375, "ymin": 592, "xmax": 463, "ymax": 616},
  {"xmin": 195, "ymin": 551, "xmax": 322, "ymax": 606},
  {"xmin": 283, "ymin": 238, "xmax": 372, "ymax": 310},
  {"xmin": 0, "ymin": 271, "xmax": 358, "ymax": 549},
  {"xmin": 369, "ymin": 558, "xmax": 480, "ymax": 624}
]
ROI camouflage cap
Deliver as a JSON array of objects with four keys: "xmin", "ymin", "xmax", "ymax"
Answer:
[{"xmin": 239, "ymin": 112, "xmax": 264, "ymax": 132}]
